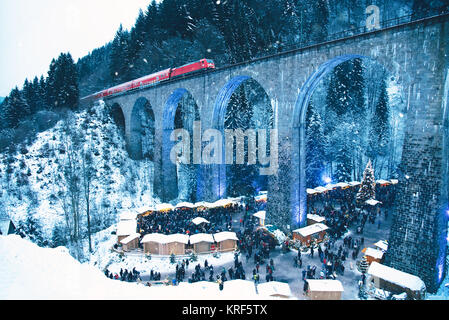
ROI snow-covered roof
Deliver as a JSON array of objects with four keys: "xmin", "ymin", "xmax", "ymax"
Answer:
[
  {"xmin": 314, "ymin": 186, "xmax": 328, "ymax": 193},
  {"xmin": 335, "ymin": 182, "xmax": 349, "ymax": 188},
  {"xmin": 213, "ymin": 232, "xmax": 238, "ymax": 242},
  {"xmin": 292, "ymin": 223, "xmax": 329, "ymax": 237},
  {"xmin": 253, "ymin": 211, "xmax": 266, "ymax": 220},
  {"xmin": 166, "ymin": 234, "xmax": 189, "ymax": 244},
  {"xmin": 307, "ymin": 214, "xmax": 325, "ymax": 223},
  {"xmin": 374, "ymin": 240, "xmax": 388, "ymax": 252},
  {"xmin": 349, "ymin": 181, "xmax": 361, "ymax": 186},
  {"xmin": 307, "ymin": 279, "xmax": 344, "ymax": 292},
  {"xmin": 156, "ymin": 203, "xmax": 174, "ymax": 212},
  {"xmin": 255, "ymin": 194, "xmax": 267, "ymax": 202},
  {"xmin": 364, "ymin": 247, "xmax": 384, "ymax": 260},
  {"xmin": 306, "ymin": 188, "xmax": 317, "ymax": 195},
  {"xmin": 365, "ymin": 199, "xmax": 382, "ymax": 206},
  {"xmin": 175, "ymin": 202, "xmax": 195, "ymax": 209},
  {"xmin": 120, "ymin": 233, "xmax": 140, "ymax": 245},
  {"xmin": 192, "ymin": 217, "xmax": 210, "ymax": 225},
  {"xmin": 119, "ymin": 211, "xmax": 137, "ymax": 221},
  {"xmin": 135, "ymin": 206, "xmax": 155, "ymax": 215},
  {"xmin": 257, "ymin": 281, "xmax": 292, "ymax": 297},
  {"xmin": 376, "ymin": 179, "xmax": 391, "ymax": 185},
  {"xmin": 390, "ymin": 179, "xmax": 399, "ymax": 185},
  {"xmin": 116, "ymin": 220, "xmax": 137, "ymax": 237},
  {"xmin": 367, "ymin": 262, "xmax": 426, "ymax": 292},
  {"xmin": 324, "ymin": 183, "xmax": 336, "ymax": 190},
  {"xmin": 189, "ymin": 233, "xmax": 215, "ymax": 244},
  {"xmin": 141, "ymin": 233, "xmax": 169, "ymax": 244}
]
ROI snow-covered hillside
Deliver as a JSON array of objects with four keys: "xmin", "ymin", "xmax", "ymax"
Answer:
[
  {"xmin": 0, "ymin": 234, "xmax": 275, "ymax": 300},
  {"xmin": 0, "ymin": 101, "xmax": 156, "ymax": 247}
]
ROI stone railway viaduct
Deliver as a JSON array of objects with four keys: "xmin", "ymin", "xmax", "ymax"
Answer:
[{"xmin": 96, "ymin": 14, "xmax": 449, "ymax": 292}]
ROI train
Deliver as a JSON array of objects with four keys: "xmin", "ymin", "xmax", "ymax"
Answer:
[{"xmin": 81, "ymin": 58, "xmax": 215, "ymax": 102}]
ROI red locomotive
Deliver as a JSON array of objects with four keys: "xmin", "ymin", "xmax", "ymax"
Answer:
[{"xmin": 81, "ymin": 58, "xmax": 215, "ymax": 102}]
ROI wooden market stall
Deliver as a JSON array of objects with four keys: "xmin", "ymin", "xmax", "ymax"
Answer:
[
  {"xmin": 306, "ymin": 280, "xmax": 344, "ymax": 300},
  {"xmin": 253, "ymin": 211, "xmax": 266, "ymax": 226},
  {"xmin": 292, "ymin": 223, "xmax": 329, "ymax": 247},
  {"xmin": 116, "ymin": 220, "xmax": 137, "ymax": 244},
  {"xmin": 166, "ymin": 234, "xmax": 190, "ymax": 255},
  {"xmin": 120, "ymin": 233, "xmax": 141, "ymax": 251},
  {"xmin": 307, "ymin": 214, "xmax": 326, "ymax": 226},
  {"xmin": 363, "ymin": 247, "xmax": 384, "ymax": 265},
  {"xmin": 257, "ymin": 281, "xmax": 292, "ymax": 299},
  {"xmin": 141, "ymin": 233, "xmax": 169, "ymax": 255},
  {"xmin": 189, "ymin": 233, "xmax": 215, "ymax": 254},
  {"xmin": 213, "ymin": 232, "xmax": 238, "ymax": 252},
  {"xmin": 367, "ymin": 262, "xmax": 426, "ymax": 300}
]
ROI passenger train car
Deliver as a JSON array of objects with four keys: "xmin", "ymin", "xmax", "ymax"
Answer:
[{"xmin": 81, "ymin": 58, "xmax": 215, "ymax": 102}]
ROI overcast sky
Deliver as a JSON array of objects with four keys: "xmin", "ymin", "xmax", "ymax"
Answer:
[{"xmin": 0, "ymin": 0, "xmax": 152, "ymax": 97}]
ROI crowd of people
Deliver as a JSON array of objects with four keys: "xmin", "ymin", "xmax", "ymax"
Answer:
[
  {"xmin": 137, "ymin": 203, "xmax": 244, "ymax": 236},
  {"xmin": 104, "ymin": 267, "xmax": 141, "ymax": 282}
]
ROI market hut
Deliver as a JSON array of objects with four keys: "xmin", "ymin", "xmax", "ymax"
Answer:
[
  {"xmin": 376, "ymin": 179, "xmax": 391, "ymax": 186},
  {"xmin": 192, "ymin": 217, "xmax": 210, "ymax": 225},
  {"xmin": 141, "ymin": 233, "xmax": 169, "ymax": 255},
  {"xmin": 255, "ymin": 194, "xmax": 268, "ymax": 203},
  {"xmin": 120, "ymin": 233, "xmax": 141, "ymax": 251},
  {"xmin": 175, "ymin": 202, "xmax": 196, "ymax": 210},
  {"xmin": 156, "ymin": 203, "xmax": 175, "ymax": 213},
  {"xmin": 374, "ymin": 240, "xmax": 388, "ymax": 252},
  {"xmin": 292, "ymin": 223, "xmax": 329, "ymax": 247},
  {"xmin": 166, "ymin": 234, "xmax": 189, "ymax": 255},
  {"xmin": 306, "ymin": 280, "xmax": 344, "ymax": 300},
  {"xmin": 367, "ymin": 262, "xmax": 426, "ymax": 300},
  {"xmin": 116, "ymin": 220, "xmax": 137, "ymax": 244},
  {"xmin": 253, "ymin": 211, "xmax": 266, "ymax": 226},
  {"xmin": 214, "ymin": 232, "xmax": 238, "ymax": 252},
  {"xmin": 189, "ymin": 233, "xmax": 215, "ymax": 254},
  {"xmin": 257, "ymin": 281, "xmax": 292, "ymax": 299},
  {"xmin": 364, "ymin": 247, "xmax": 384, "ymax": 265},
  {"xmin": 307, "ymin": 214, "xmax": 326, "ymax": 226}
]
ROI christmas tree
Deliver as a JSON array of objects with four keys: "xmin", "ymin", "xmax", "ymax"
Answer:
[
  {"xmin": 359, "ymin": 255, "xmax": 370, "ymax": 274},
  {"xmin": 356, "ymin": 159, "xmax": 376, "ymax": 205}
]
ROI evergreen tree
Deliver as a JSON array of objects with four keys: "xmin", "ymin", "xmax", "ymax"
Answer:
[
  {"xmin": 3, "ymin": 87, "xmax": 30, "ymax": 128},
  {"xmin": 110, "ymin": 24, "xmax": 132, "ymax": 84},
  {"xmin": 368, "ymin": 74, "xmax": 390, "ymax": 162},
  {"xmin": 356, "ymin": 159, "xmax": 376, "ymax": 204},
  {"xmin": 306, "ymin": 103, "xmax": 327, "ymax": 187}
]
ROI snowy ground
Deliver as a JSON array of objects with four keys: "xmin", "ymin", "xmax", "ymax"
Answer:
[{"xmin": 0, "ymin": 234, "xmax": 286, "ymax": 300}]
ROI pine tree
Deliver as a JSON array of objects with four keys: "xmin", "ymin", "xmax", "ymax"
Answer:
[
  {"xmin": 368, "ymin": 75, "xmax": 390, "ymax": 161},
  {"xmin": 306, "ymin": 103, "xmax": 326, "ymax": 187},
  {"xmin": 110, "ymin": 24, "xmax": 132, "ymax": 84},
  {"xmin": 4, "ymin": 87, "xmax": 30, "ymax": 128},
  {"xmin": 359, "ymin": 255, "xmax": 369, "ymax": 273},
  {"xmin": 356, "ymin": 159, "xmax": 376, "ymax": 204}
]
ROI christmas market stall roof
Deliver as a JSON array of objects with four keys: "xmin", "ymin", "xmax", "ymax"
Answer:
[
  {"xmin": 255, "ymin": 194, "xmax": 267, "ymax": 202},
  {"xmin": 349, "ymin": 181, "xmax": 361, "ymax": 186},
  {"xmin": 314, "ymin": 186, "xmax": 328, "ymax": 193},
  {"xmin": 191, "ymin": 217, "xmax": 210, "ymax": 225},
  {"xmin": 141, "ymin": 233, "xmax": 169, "ymax": 244},
  {"xmin": 334, "ymin": 182, "xmax": 349, "ymax": 188},
  {"xmin": 306, "ymin": 188, "xmax": 317, "ymax": 195},
  {"xmin": 307, "ymin": 214, "xmax": 326, "ymax": 223},
  {"xmin": 175, "ymin": 202, "xmax": 196, "ymax": 209},
  {"xmin": 213, "ymin": 231, "xmax": 239, "ymax": 242},
  {"xmin": 156, "ymin": 203, "xmax": 175, "ymax": 212},
  {"xmin": 135, "ymin": 206, "xmax": 155, "ymax": 215},
  {"xmin": 365, "ymin": 199, "xmax": 382, "ymax": 206},
  {"xmin": 367, "ymin": 262, "xmax": 426, "ymax": 292},
  {"xmin": 189, "ymin": 233, "xmax": 215, "ymax": 244},
  {"xmin": 116, "ymin": 220, "xmax": 137, "ymax": 237},
  {"xmin": 253, "ymin": 211, "xmax": 266, "ymax": 220},
  {"xmin": 119, "ymin": 233, "xmax": 141, "ymax": 245},
  {"xmin": 374, "ymin": 240, "xmax": 388, "ymax": 252},
  {"xmin": 376, "ymin": 179, "xmax": 391, "ymax": 185},
  {"xmin": 257, "ymin": 281, "xmax": 292, "ymax": 298},
  {"xmin": 307, "ymin": 279, "xmax": 344, "ymax": 292},
  {"xmin": 364, "ymin": 247, "xmax": 384, "ymax": 260},
  {"xmin": 292, "ymin": 223, "xmax": 329, "ymax": 237},
  {"xmin": 166, "ymin": 234, "xmax": 190, "ymax": 244}
]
